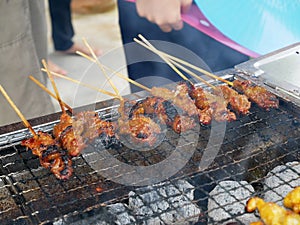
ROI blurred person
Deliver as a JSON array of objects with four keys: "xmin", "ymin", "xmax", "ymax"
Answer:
[
  {"xmin": 48, "ymin": 0, "xmax": 102, "ymax": 57},
  {"xmin": 117, "ymin": 0, "xmax": 249, "ymax": 92},
  {"xmin": 0, "ymin": 0, "xmax": 55, "ymax": 126}
]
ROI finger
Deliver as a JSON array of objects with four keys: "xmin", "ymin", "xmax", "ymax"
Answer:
[
  {"xmin": 159, "ymin": 24, "xmax": 173, "ymax": 32},
  {"xmin": 171, "ymin": 20, "xmax": 184, "ymax": 31}
]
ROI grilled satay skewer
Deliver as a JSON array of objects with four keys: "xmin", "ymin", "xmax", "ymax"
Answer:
[
  {"xmin": 134, "ymin": 35, "xmax": 238, "ymax": 122},
  {"xmin": 0, "ymin": 85, "xmax": 72, "ymax": 180},
  {"xmin": 135, "ymin": 35, "xmax": 251, "ymax": 115},
  {"xmin": 40, "ymin": 69, "xmax": 122, "ymax": 150},
  {"xmin": 78, "ymin": 48, "xmax": 197, "ymax": 134},
  {"xmin": 136, "ymin": 36, "xmax": 278, "ymax": 111},
  {"xmin": 232, "ymin": 79, "xmax": 279, "ymax": 110},
  {"xmin": 77, "ymin": 46, "xmax": 167, "ymax": 144},
  {"xmin": 43, "ymin": 61, "xmax": 103, "ymax": 156},
  {"xmin": 42, "ymin": 60, "xmax": 87, "ymax": 157}
]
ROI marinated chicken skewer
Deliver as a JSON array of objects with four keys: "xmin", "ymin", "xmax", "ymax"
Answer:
[
  {"xmin": 246, "ymin": 197, "xmax": 300, "ymax": 225},
  {"xmin": 135, "ymin": 35, "xmax": 251, "ymax": 116},
  {"xmin": 232, "ymin": 79, "xmax": 279, "ymax": 110},
  {"xmin": 137, "ymin": 35, "xmax": 278, "ymax": 111},
  {"xmin": 42, "ymin": 61, "xmax": 120, "ymax": 155},
  {"xmin": 42, "ymin": 60, "xmax": 83, "ymax": 157},
  {"xmin": 0, "ymin": 85, "xmax": 72, "ymax": 180},
  {"xmin": 187, "ymin": 82, "xmax": 236, "ymax": 124},
  {"xmin": 213, "ymin": 85, "xmax": 251, "ymax": 115},
  {"xmin": 134, "ymin": 36, "xmax": 238, "ymax": 123},
  {"xmin": 76, "ymin": 43, "xmax": 169, "ymax": 145},
  {"xmin": 43, "ymin": 66, "xmax": 161, "ymax": 146},
  {"xmin": 77, "ymin": 43, "xmax": 209, "ymax": 130},
  {"xmin": 129, "ymin": 95, "xmax": 196, "ymax": 133},
  {"xmin": 101, "ymin": 60, "xmax": 229, "ymax": 126}
]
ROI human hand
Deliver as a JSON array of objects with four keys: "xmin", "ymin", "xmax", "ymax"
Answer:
[{"xmin": 136, "ymin": 0, "xmax": 193, "ymax": 32}]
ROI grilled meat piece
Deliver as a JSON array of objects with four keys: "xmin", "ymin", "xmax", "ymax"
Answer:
[
  {"xmin": 233, "ymin": 79, "xmax": 279, "ymax": 110},
  {"xmin": 188, "ymin": 84, "xmax": 236, "ymax": 123},
  {"xmin": 246, "ymin": 197, "xmax": 300, "ymax": 225},
  {"xmin": 53, "ymin": 111, "xmax": 118, "ymax": 157},
  {"xmin": 214, "ymin": 85, "xmax": 251, "ymax": 115},
  {"xmin": 40, "ymin": 145, "xmax": 73, "ymax": 180},
  {"xmin": 53, "ymin": 112, "xmax": 87, "ymax": 157},
  {"xmin": 150, "ymin": 84, "xmax": 198, "ymax": 117},
  {"xmin": 21, "ymin": 131, "xmax": 73, "ymax": 180},
  {"xmin": 21, "ymin": 131, "xmax": 57, "ymax": 158},
  {"xmin": 172, "ymin": 114, "xmax": 196, "ymax": 133},
  {"xmin": 129, "ymin": 96, "xmax": 197, "ymax": 133},
  {"xmin": 117, "ymin": 115, "xmax": 161, "ymax": 146}
]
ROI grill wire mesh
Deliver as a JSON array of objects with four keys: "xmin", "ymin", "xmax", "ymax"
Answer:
[{"xmin": 0, "ymin": 75, "xmax": 299, "ymax": 225}]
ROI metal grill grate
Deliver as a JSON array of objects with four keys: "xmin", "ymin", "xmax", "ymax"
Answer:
[{"xmin": 0, "ymin": 75, "xmax": 299, "ymax": 225}]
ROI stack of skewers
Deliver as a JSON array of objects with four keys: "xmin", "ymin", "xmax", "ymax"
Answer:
[{"xmin": 0, "ymin": 36, "xmax": 280, "ymax": 180}]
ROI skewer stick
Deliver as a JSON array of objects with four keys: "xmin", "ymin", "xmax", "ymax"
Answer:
[
  {"xmin": 81, "ymin": 38, "xmax": 121, "ymax": 98},
  {"xmin": 0, "ymin": 85, "xmax": 37, "ymax": 137},
  {"xmin": 136, "ymin": 35, "xmax": 216, "ymax": 89},
  {"xmin": 168, "ymin": 59, "xmax": 215, "ymax": 89},
  {"xmin": 41, "ymin": 68, "xmax": 120, "ymax": 100},
  {"xmin": 42, "ymin": 60, "xmax": 66, "ymax": 114},
  {"xmin": 77, "ymin": 39, "xmax": 151, "ymax": 98},
  {"xmin": 164, "ymin": 52, "xmax": 233, "ymax": 87},
  {"xmin": 137, "ymin": 34, "xmax": 232, "ymax": 87},
  {"xmin": 101, "ymin": 65, "xmax": 151, "ymax": 92},
  {"xmin": 29, "ymin": 75, "xmax": 73, "ymax": 113},
  {"xmin": 135, "ymin": 35, "xmax": 190, "ymax": 82}
]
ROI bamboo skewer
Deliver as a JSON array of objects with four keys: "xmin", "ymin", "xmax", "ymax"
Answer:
[
  {"xmin": 136, "ymin": 35, "xmax": 215, "ymax": 89},
  {"xmin": 135, "ymin": 35, "xmax": 215, "ymax": 89},
  {"xmin": 80, "ymin": 38, "xmax": 121, "ymax": 98},
  {"xmin": 136, "ymin": 35, "xmax": 190, "ymax": 82},
  {"xmin": 41, "ymin": 68, "xmax": 120, "ymax": 100},
  {"xmin": 101, "ymin": 65, "xmax": 151, "ymax": 92},
  {"xmin": 42, "ymin": 60, "xmax": 66, "ymax": 114},
  {"xmin": 29, "ymin": 75, "xmax": 73, "ymax": 113},
  {"xmin": 75, "ymin": 50, "xmax": 123, "ymax": 101},
  {"xmin": 165, "ymin": 52, "xmax": 233, "ymax": 87},
  {"xmin": 76, "ymin": 38, "xmax": 158, "ymax": 99},
  {"xmin": 136, "ymin": 34, "xmax": 233, "ymax": 87},
  {"xmin": 169, "ymin": 59, "xmax": 216, "ymax": 89},
  {"xmin": 76, "ymin": 47, "xmax": 152, "ymax": 97},
  {"xmin": 0, "ymin": 85, "xmax": 37, "ymax": 137},
  {"xmin": 134, "ymin": 35, "xmax": 215, "ymax": 89}
]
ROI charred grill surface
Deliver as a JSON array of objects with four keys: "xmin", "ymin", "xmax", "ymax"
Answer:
[{"xmin": 0, "ymin": 79, "xmax": 299, "ymax": 224}]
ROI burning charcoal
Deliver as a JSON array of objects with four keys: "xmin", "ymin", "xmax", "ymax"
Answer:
[
  {"xmin": 128, "ymin": 179, "xmax": 200, "ymax": 224},
  {"xmin": 107, "ymin": 203, "xmax": 136, "ymax": 225},
  {"xmin": 53, "ymin": 207, "xmax": 116, "ymax": 225},
  {"xmin": 207, "ymin": 180, "xmax": 256, "ymax": 225},
  {"xmin": 54, "ymin": 219, "xmax": 110, "ymax": 225},
  {"xmin": 264, "ymin": 161, "xmax": 300, "ymax": 205}
]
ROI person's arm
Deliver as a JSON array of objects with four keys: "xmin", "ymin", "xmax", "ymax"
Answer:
[{"xmin": 136, "ymin": 0, "xmax": 192, "ymax": 32}]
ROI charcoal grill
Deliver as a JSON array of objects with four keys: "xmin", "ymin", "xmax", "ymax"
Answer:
[{"xmin": 0, "ymin": 44, "xmax": 300, "ymax": 225}]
